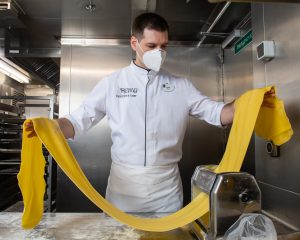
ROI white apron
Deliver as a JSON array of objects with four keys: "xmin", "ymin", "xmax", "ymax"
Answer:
[{"xmin": 105, "ymin": 161, "xmax": 183, "ymax": 213}]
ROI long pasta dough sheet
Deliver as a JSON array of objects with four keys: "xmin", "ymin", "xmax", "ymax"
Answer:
[{"xmin": 17, "ymin": 86, "xmax": 293, "ymax": 232}]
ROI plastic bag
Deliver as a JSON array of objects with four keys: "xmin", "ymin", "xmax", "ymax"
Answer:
[{"xmin": 223, "ymin": 213, "xmax": 277, "ymax": 240}]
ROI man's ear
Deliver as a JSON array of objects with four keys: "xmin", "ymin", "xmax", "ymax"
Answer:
[{"xmin": 130, "ymin": 36, "xmax": 138, "ymax": 51}]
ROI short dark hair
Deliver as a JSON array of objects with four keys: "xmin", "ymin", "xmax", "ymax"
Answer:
[{"xmin": 132, "ymin": 12, "xmax": 169, "ymax": 40}]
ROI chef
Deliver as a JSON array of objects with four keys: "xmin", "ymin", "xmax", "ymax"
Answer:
[{"xmin": 25, "ymin": 12, "xmax": 235, "ymax": 213}]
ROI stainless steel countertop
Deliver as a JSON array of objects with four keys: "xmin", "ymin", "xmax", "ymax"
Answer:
[{"xmin": 0, "ymin": 212, "xmax": 197, "ymax": 240}]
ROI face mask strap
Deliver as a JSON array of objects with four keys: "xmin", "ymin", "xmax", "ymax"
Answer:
[{"xmin": 135, "ymin": 40, "xmax": 145, "ymax": 61}]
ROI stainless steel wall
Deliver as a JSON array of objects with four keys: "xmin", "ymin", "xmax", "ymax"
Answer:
[
  {"xmin": 252, "ymin": 2, "xmax": 300, "ymax": 228},
  {"xmin": 58, "ymin": 45, "xmax": 132, "ymax": 211},
  {"xmin": 224, "ymin": 47, "xmax": 253, "ymax": 102},
  {"xmin": 165, "ymin": 47, "xmax": 225, "ymax": 205},
  {"xmin": 58, "ymin": 45, "xmax": 224, "ymax": 211},
  {"xmin": 223, "ymin": 44, "xmax": 255, "ymax": 175}
]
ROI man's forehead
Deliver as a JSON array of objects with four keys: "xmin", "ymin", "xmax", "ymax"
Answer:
[{"xmin": 141, "ymin": 28, "xmax": 168, "ymax": 42}]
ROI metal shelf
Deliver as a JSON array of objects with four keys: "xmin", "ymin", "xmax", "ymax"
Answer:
[
  {"xmin": 0, "ymin": 148, "xmax": 21, "ymax": 154},
  {"xmin": 0, "ymin": 113, "xmax": 16, "ymax": 119},
  {"xmin": 0, "ymin": 118, "xmax": 25, "ymax": 124},
  {"xmin": 0, "ymin": 162, "xmax": 20, "ymax": 165},
  {"xmin": 0, "ymin": 93, "xmax": 24, "ymax": 211},
  {"xmin": 0, "ymin": 96, "xmax": 56, "ymax": 100},
  {"xmin": 0, "ymin": 168, "xmax": 19, "ymax": 175},
  {"xmin": 0, "ymin": 125, "xmax": 22, "ymax": 131},
  {"xmin": 0, "ymin": 103, "xmax": 21, "ymax": 115},
  {"xmin": 0, "ymin": 139, "xmax": 22, "ymax": 143},
  {"xmin": 0, "ymin": 94, "xmax": 57, "ymax": 212}
]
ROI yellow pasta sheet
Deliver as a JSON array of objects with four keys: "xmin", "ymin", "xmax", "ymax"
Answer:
[{"xmin": 17, "ymin": 86, "xmax": 293, "ymax": 232}]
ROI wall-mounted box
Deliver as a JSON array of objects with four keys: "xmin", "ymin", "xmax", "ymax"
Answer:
[{"xmin": 257, "ymin": 41, "xmax": 275, "ymax": 62}]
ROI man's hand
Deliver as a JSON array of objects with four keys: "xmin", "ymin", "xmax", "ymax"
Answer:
[
  {"xmin": 24, "ymin": 118, "xmax": 75, "ymax": 139},
  {"xmin": 265, "ymin": 88, "xmax": 275, "ymax": 97},
  {"xmin": 24, "ymin": 120, "xmax": 37, "ymax": 138},
  {"xmin": 262, "ymin": 88, "xmax": 276, "ymax": 108},
  {"xmin": 220, "ymin": 88, "xmax": 275, "ymax": 126}
]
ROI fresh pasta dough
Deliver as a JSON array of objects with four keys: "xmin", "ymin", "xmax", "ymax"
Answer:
[{"xmin": 18, "ymin": 86, "xmax": 293, "ymax": 232}]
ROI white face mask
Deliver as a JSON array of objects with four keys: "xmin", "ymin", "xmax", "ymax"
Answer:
[{"xmin": 136, "ymin": 41, "xmax": 167, "ymax": 72}]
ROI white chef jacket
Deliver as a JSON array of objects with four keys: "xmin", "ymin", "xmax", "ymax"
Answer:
[
  {"xmin": 65, "ymin": 61, "xmax": 225, "ymax": 212},
  {"xmin": 65, "ymin": 61, "xmax": 225, "ymax": 167}
]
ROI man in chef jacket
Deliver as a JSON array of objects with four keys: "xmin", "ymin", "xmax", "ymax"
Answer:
[{"xmin": 26, "ymin": 12, "xmax": 236, "ymax": 212}]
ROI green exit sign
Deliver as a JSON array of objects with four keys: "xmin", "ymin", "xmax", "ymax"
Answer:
[{"xmin": 234, "ymin": 30, "xmax": 253, "ymax": 54}]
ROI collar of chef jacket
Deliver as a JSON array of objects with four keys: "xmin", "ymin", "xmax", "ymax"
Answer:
[{"xmin": 130, "ymin": 60, "xmax": 158, "ymax": 78}]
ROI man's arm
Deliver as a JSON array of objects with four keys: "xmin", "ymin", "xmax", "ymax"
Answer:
[
  {"xmin": 25, "ymin": 117, "xmax": 75, "ymax": 139},
  {"xmin": 220, "ymin": 101, "xmax": 235, "ymax": 126}
]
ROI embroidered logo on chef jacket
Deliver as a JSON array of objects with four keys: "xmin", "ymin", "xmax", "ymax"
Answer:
[
  {"xmin": 162, "ymin": 83, "xmax": 175, "ymax": 92},
  {"xmin": 116, "ymin": 87, "xmax": 138, "ymax": 98}
]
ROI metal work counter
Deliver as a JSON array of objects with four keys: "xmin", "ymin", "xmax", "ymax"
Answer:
[{"xmin": 0, "ymin": 212, "xmax": 197, "ymax": 240}]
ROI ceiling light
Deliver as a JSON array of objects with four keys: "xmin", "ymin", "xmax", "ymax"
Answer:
[
  {"xmin": 60, "ymin": 38, "xmax": 128, "ymax": 46},
  {"xmin": 0, "ymin": 59, "xmax": 30, "ymax": 83}
]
